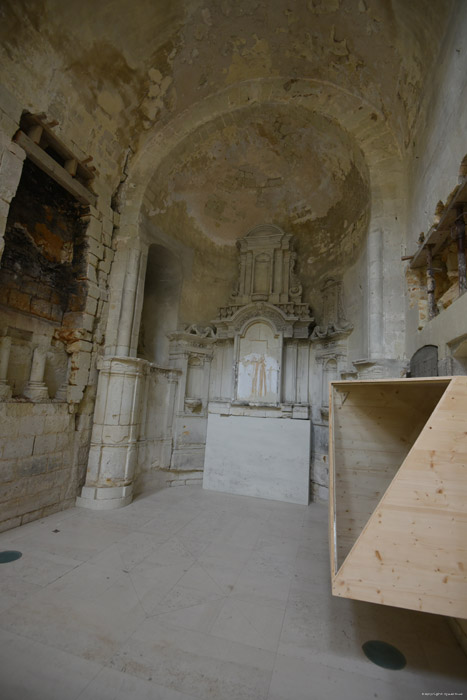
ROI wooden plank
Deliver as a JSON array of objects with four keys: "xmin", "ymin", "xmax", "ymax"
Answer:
[
  {"xmin": 20, "ymin": 113, "xmax": 95, "ymax": 183},
  {"xmin": 332, "ymin": 377, "xmax": 450, "ymax": 386},
  {"xmin": 331, "ymin": 376, "xmax": 467, "ymax": 619},
  {"xmin": 14, "ymin": 131, "xmax": 97, "ymax": 207},
  {"xmin": 331, "ymin": 380, "xmax": 445, "ymax": 567}
]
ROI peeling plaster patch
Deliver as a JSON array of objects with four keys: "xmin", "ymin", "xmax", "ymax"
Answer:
[
  {"xmin": 97, "ymin": 90, "xmax": 124, "ymax": 117},
  {"xmin": 143, "ymin": 63, "xmax": 175, "ymax": 123},
  {"xmin": 226, "ymin": 36, "xmax": 274, "ymax": 85},
  {"xmin": 308, "ymin": 0, "xmax": 340, "ymax": 14},
  {"xmin": 149, "ymin": 106, "xmax": 363, "ymax": 246},
  {"xmin": 201, "ymin": 8, "xmax": 213, "ymax": 26},
  {"xmin": 330, "ymin": 25, "xmax": 349, "ymax": 56}
]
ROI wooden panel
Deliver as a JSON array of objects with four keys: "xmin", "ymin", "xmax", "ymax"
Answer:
[
  {"xmin": 330, "ymin": 380, "xmax": 449, "ymax": 570},
  {"xmin": 330, "ymin": 376, "xmax": 467, "ymax": 619},
  {"xmin": 15, "ymin": 131, "xmax": 97, "ymax": 207}
]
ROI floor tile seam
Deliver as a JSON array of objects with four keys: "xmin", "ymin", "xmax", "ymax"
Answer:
[
  {"xmin": 149, "ymin": 593, "xmax": 228, "ymax": 620},
  {"xmin": 0, "ymin": 623, "xmax": 107, "ymax": 681},
  {"xmin": 265, "ymin": 575, "xmax": 293, "ymax": 698},
  {"xmin": 103, "ymin": 641, "xmax": 276, "ymax": 699},
  {"xmin": 199, "ymin": 564, "xmax": 246, "ymax": 593},
  {"xmin": 204, "ymin": 628, "xmax": 283, "ymax": 659},
  {"xmin": 274, "ymin": 647, "xmax": 467, "ymax": 693},
  {"xmin": 0, "ymin": 542, "xmax": 87, "ymax": 566},
  {"xmin": 79, "ymin": 669, "xmax": 202, "ymax": 700},
  {"xmin": 125, "ymin": 566, "xmax": 154, "ymax": 619},
  {"xmin": 38, "ymin": 572, "xmax": 132, "ymax": 606},
  {"xmin": 173, "ymin": 533, "xmax": 209, "ymax": 560},
  {"xmin": 125, "ymin": 622, "xmax": 278, "ymax": 671},
  {"xmin": 130, "ymin": 558, "xmax": 199, "ymax": 616},
  {"xmin": 68, "ymin": 660, "xmax": 105, "ymax": 700},
  {"xmin": 104, "ymin": 655, "xmax": 227, "ymax": 700},
  {"xmin": 1, "ymin": 560, "xmax": 85, "ymax": 590},
  {"xmin": 218, "ymin": 597, "xmax": 287, "ymax": 653},
  {"xmin": 268, "ymin": 651, "xmax": 454, "ymax": 697},
  {"xmin": 190, "ymin": 558, "xmax": 234, "ymax": 595},
  {"xmin": 174, "ymin": 538, "xmax": 212, "ymax": 560},
  {"xmin": 266, "ymin": 519, "xmax": 311, "ymax": 691},
  {"xmin": 124, "ymin": 531, "xmax": 181, "ymax": 557},
  {"xmin": 102, "ymin": 595, "xmax": 156, "ymax": 665}
]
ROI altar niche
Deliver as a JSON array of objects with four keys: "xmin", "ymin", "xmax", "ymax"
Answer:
[{"xmin": 236, "ymin": 320, "xmax": 281, "ymax": 404}]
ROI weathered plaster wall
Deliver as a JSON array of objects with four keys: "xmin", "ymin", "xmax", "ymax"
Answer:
[
  {"xmin": 0, "ymin": 0, "xmax": 452, "ymax": 218},
  {"xmin": 405, "ymin": 0, "xmax": 467, "ymax": 361}
]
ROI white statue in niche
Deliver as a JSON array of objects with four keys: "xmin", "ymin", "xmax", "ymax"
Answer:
[{"xmin": 236, "ymin": 321, "xmax": 281, "ymax": 403}]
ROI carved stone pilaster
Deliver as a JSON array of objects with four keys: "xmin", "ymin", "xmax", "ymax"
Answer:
[{"xmin": 77, "ymin": 356, "xmax": 149, "ymax": 510}]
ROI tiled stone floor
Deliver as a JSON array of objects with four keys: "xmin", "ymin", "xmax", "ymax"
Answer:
[{"xmin": 0, "ymin": 485, "xmax": 466, "ymax": 700}]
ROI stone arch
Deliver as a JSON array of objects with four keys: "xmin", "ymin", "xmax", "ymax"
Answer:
[
  {"xmin": 105, "ymin": 78, "xmax": 405, "ymax": 359},
  {"xmin": 113, "ymin": 78, "xmax": 402, "ymax": 242}
]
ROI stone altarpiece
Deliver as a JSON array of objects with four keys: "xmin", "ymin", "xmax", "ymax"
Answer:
[
  {"xmin": 203, "ymin": 225, "xmax": 315, "ymax": 504},
  {"xmin": 76, "ymin": 224, "xmax": 354, "ymax": 509}
]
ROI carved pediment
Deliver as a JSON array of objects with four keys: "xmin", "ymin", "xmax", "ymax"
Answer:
[
  {"xmin": 213, "ymin": 301, "xmax": 313, "ymax": 339},
  {"xmin": 213, "ymin": 225, "xmax": 314, "ymax": 339},
  {"xmin": 230, "ymin": 224, "xmax": 304, "ymax": 306}
]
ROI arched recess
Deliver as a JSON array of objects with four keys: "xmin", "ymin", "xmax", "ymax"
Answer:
[
  {"xmin": 137, "ymin": 244, "xmax": 182, "ymax": 365},
  {"xmin": 81, "ymin": 77, "xmax": 410, "ymax": 510},
  {"xmin": 104, "ymin": 78, "xmax": 406, "ymax": 363}
]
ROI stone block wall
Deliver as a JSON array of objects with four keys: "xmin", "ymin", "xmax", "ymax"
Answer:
[
  {"xmin": 0, "ymin": 402, "xmax": 76, "ymax": 532},
  {"xmin": 0, "ymin": 85, "xmax": 119, "ymax": 531}
]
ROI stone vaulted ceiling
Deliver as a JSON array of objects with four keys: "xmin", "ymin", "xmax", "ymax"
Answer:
[
  {"xmin": 0, "ymin": 0, "xmax": 453, "ymax": 184},
  {"xmin": 0, "ymin": 0, "xmax": 455, "ymax": 321}
]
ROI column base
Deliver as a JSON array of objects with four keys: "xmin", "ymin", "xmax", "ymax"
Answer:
[
  {"xmin": 76, "ymin": 484, "xmax": 133, "ymax": 510},
  {"xmin": 24, "ymin": 381, "xmax": 49, "ymax": 401}
]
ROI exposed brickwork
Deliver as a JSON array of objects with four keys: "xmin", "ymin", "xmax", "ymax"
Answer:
[{"xmin": 0, "ymin": 158, "xmax": 87, "ymax": 324}]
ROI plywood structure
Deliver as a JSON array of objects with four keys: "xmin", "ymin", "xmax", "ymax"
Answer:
[{"xmin": 329, "ymin": 377, "xmax": 467, "ymax": 619}]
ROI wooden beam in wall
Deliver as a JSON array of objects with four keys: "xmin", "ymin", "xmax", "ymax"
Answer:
[{"xmin": 14, "ymin": 131, "xmax": 97, "ymax": 207}]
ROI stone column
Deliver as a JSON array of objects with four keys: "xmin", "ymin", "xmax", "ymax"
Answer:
[
  {"xmin": 367, "ymin": 228, "xmax": 384, "ymax": 359},
  {"xmin": 115, "ymin": 247, "xmax": 146, "ymax": 356},
  {"xmin": 79, "ymin": 234, "xmax": 149, "ymax": 509},
  {"xmin": 0, "ymin": 336, "xmax": 12, "ymax": 399},
  {"xmin": 24, "ymin": 347, "xmax": 49, "ymax": 400},
  {"xmin": 76, "ymin": 356, "xmax": 148, "ymax": 510}
]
